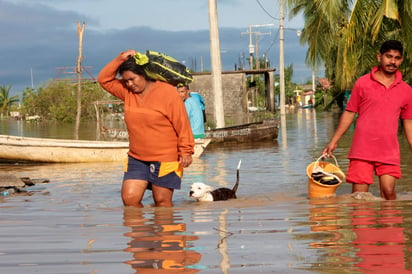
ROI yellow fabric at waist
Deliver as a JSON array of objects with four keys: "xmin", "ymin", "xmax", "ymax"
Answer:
[{"xmin": 159, "ymin": 161, "xmax": 183, "ymax": 178}]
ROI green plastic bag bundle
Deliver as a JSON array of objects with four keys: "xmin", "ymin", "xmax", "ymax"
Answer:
[{"xmin": 133, "ymin": 50, "xmax": 193, "ymax": 86}]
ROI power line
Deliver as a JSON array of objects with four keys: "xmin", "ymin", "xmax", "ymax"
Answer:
[{"xmin": 255, "ymin": 0, "xmax": 279, "ymax": 20}]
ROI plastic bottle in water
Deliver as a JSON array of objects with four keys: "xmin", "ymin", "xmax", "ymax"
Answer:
[{"xmin": 2, "ymin": 189, "xmax": 15, "ymax": 196}]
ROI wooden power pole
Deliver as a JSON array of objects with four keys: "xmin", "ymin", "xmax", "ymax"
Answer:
[{"xmin": 74, "ymin": 22, "xmax": 85, "ymax": 139}]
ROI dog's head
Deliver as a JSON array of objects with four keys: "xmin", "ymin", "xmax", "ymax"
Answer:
[{"xmin": 189, "ymin": 182, "xmax": 214, "ymax": 201}]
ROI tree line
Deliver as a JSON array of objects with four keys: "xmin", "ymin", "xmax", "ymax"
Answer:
[
  {"xmin": 286, "ymin": 0, "xmax": 412, "ymax": 109},
  {"xmin": 0, "ymin": 85, "xmax": 19, "ymax": 117},
  {"xmin": 0, "ymin": 81, "xmax": 113, "ymax": 122}
]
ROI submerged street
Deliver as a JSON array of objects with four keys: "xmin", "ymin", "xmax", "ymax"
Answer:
[{"xmin": 1, "ymin": 109, "xmax": 412, "ymax": 273}]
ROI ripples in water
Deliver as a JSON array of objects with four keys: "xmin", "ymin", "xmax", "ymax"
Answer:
[{"xmin": 1, "ymin": 110, "xmax": 412, "ymax": 273}]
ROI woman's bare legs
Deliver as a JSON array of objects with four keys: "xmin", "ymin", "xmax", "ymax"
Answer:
[
  {"xmin": 152, "ymin": 184, "xmax": 174, "ymax": 207},
  {"xmin": 122, "ymin": 179, "xmax": 148, "ymax": 207}
]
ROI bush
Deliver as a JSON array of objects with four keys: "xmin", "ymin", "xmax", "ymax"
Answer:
[{"xmin": 21, "ymin": 81, "xmax": 111, "ymax": 121}]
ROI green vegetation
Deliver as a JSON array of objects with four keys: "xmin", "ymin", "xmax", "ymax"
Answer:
[
  {"xmin": 287, "ymin": 0, "xmax": 412, "ymax": 110},
  {"xmin": 275, "ymin": 64, "xmax": 296, "ymax": 105},
  {"xmin": 0, "ymin": 85, "xmax": 20, "ymax": 116},
  {"xmin": 20, "ymin": 81, "xmax": 112, "ymax": 122},
  {"xmin": 245, "ymin": 63, "xmax": 297, "ymax": 110}
]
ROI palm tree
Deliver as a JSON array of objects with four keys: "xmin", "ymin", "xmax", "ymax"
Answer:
[
  {"xmin": 286, "ymin": 0, "xmax": 412, "ymax": 91},
  {"xmin": 0, "ymin": 85, "xmax": 19, "ymax": 116}
]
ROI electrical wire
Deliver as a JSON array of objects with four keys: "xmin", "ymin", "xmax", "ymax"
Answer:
[{"xmin": 255, "ymin": 0, "xmax": 279, "ymax": 20}]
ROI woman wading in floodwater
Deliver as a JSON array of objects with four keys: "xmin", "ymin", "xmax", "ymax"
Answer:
[{"xmin": 98, "ymin": 49, "xmax": 194, "ymax": 207}]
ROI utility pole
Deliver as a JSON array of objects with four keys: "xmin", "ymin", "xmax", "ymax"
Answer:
[
  {"xmin": 279, "ymin": 0, "xmax": 286, "ymax": 115},
  {"xmin": 241, "ymin": 25, "xmax": 256, "ymax": 70},
  {"xmin": 241, "ymin": 25, "xmax": 271, "ymax": 70},
  {"xmin": 30, "ymin": 68, "xmax": 34, "ymax": 90},
  {"xmin": 241, "ymin": 24, "xmax": 272, "ymax": 108},
  {"xmin": 208, "ymin": 0, "xmax": 225, "ymax": 128},
  {"xmin": 254, "ymin": 31, "xmax": 271, "ymax": 70},
  {"xmin": 74, "ymin": 22, "xmax": 85, "ymax": 140},
  {"xmin": 312, "ymin": 67, "xmax": 316, "ymax": 92}
]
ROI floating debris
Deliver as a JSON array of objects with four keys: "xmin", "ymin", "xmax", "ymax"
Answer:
[{"xmin": 0, "ymin": 174, "xmax": 50, "ymax": 196}]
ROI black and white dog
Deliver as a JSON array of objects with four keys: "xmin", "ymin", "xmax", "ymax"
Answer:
[{"xmin": 189, "ymin": 160, "xmax": 241, "ymax": 202}]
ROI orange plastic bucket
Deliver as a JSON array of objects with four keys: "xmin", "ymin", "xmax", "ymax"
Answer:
[{"xmin": 306, "ymin": 155, "xmax": 345, "ymax": 199}]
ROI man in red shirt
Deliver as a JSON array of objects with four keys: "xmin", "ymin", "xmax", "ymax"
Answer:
[{"xmin": 322, "ymin": 40, "xmax": 412, "ymax": 200}]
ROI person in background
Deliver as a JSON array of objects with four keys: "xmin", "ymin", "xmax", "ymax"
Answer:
[
  {"xmin": 190, "ymin": 91, "xmax": 206, "ymax": 123},
  {"xmin": 98, "ymin": 49, "xmax": 194, "ymax": 207},
  {"xmin": 176, "ymin": 84, "xmax": 206, "ymax": 139},
  {"xmin": 322, "ymin": 40, "xmax": 412, "ymax": 200}
]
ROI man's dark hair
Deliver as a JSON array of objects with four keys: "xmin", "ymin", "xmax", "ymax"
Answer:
[
  {"xmin": 176, "ymin": 83, "xmax": 190, "ymax": 89},
  {"xmin": 118, "ymin": 57, "xmax": 153, "ymax": 81},
  {"xmin": 380, "ymin": 40, "xmax": 403, "ymax": 56}
]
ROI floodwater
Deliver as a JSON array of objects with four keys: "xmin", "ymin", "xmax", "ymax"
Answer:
[{"xmin": 1, "ymin": 109, "xmax": 412, "ymax": 273}]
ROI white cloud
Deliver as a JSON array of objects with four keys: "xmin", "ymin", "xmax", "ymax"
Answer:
[{"xmin": 0, "ymin": 0, "xmax": 312, "ymax": 95}]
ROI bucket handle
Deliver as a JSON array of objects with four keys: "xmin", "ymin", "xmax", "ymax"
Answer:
[{"xmin": 314, "ymin": 154, "xmax": 339, "ymax": 169}]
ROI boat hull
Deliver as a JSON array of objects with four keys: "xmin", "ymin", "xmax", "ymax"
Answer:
[
  {"xmin": 0, "ymin": 135, "xmax": 209, "ymax": 163},
  {"xmin": 205, "ymin": 119, "xmax": 279, "ymax": 143}
]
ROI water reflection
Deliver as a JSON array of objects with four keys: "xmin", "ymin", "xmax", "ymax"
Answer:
[
  {"xmin": 0, "ymin": 119, "xmax": 104, "ymax": 140},
  {"xmin": 123, "ymin": 207, "xmax": 201, "ymax": 273},
  {"xmin": 281, "ymin": 113, "xmax": 287, "ymax": 150},
  {"xmin": 350, "ymin": 201, "xmax": 408, "ymax": 272},
  {"xmin": 306, "ymin": 199, "xmax": 412, "ymax": 272},
  {"xmin": 2, "ymin": 110, "xmax": 412, "ymax": 273},
  {"xmin": 307, "ymin": 199, "xmax": 356, "ymax": 271},
  {"xmin": 217, "ymin": 209, "xmax": 231, "ymax": 274}
]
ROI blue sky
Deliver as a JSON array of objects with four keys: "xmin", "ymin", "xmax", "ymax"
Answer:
[{"xmin": 0, "ymin": 0, "xmax": 313, "ymax": 96}]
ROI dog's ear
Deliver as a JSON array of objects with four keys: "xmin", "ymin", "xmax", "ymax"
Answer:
[{"xmin": 206, "ymin": 185, "xmax": 214, "ymax": 192}]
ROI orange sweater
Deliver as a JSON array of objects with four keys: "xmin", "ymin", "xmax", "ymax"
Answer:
[{"xmin": 97, "ymin": 55, "xmax": 194, "ymax": 162}]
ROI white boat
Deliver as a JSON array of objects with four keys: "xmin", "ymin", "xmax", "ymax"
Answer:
[{"xmin": 0, "ymin": 135, "xmax": 210, "ymax": 163}]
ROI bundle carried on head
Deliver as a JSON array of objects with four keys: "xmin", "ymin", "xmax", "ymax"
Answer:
[{"xmin": 133, "ymin": 50, "xmax": 193, "ymax": 86}]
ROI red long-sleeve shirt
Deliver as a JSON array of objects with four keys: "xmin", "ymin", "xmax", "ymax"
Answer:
[{"xmin": 97, "ymin": 55, "xmax": 194, "ymax": 162}]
